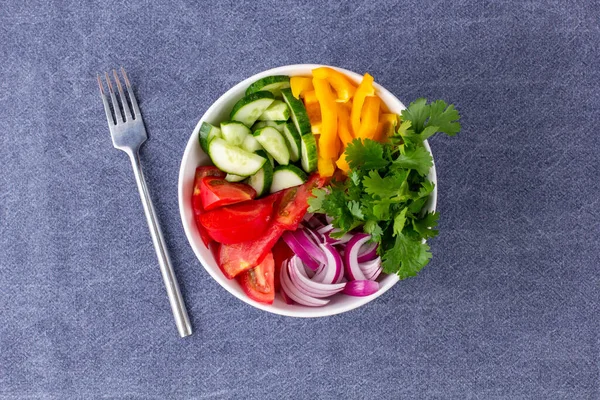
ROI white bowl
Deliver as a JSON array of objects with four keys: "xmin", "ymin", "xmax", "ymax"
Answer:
[{"xmin": 178, "ymin": 64, "xmax": 437, "ymax": 317}]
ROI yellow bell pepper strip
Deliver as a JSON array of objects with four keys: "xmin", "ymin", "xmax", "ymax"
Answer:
[
  {"xmin": 336, "ymin": 152, "xmax": 350, "ymax": 173},
  {"xmin": 351, "ymin": 73, "xmax": 375, "ymax": 135},
  {"xmin": 356, "ymin": 96, "xmax": 381, "ymax": 139},
  {"xmin": 312, "ymin": 67, "xmax": 357, "ymax": 103},
  {"xmin": 303, "ymin": 90, "xmax": 318, "ymax": 105},
  {"xmin": 333, "ymin": 134, "xmax": 342, "ymax": 158},
  {"xmin": 311, "ymin": 123, "xmax": 321, "ymax": 135},
  {"xmin": 336, "ymin": 103, "xmax": 354, "ymax": 146},
  {"xmin": 305, "ymin": 100, "xmax": 321, "ymax": 123},
  {"xmin": 318, "ymin": 156, "xmax": 336, "ymax": 177},
  {"xmin": 290, "ymin": 77, "xmax": 314, "ymax": 99},
  {"xmin": 313, "ymin": 78, "xmax": 338, "ymax": 159},
  {"xmin": 373, "ymin": 113, "xmax": 398, "ymax": 142},
  {"xmin": 302, "ymin": 91, "xmax": 321, "ymax": 134}
]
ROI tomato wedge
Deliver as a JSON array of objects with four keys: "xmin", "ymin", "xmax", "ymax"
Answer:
[
  {"xmin": 274, "ymin": 174, "xmax": 326, "ymax": 230},
  {"xmin": 218, "ymin": 223, "xmax": 285, "ymax": 279},
  {"xmin": 200, "ymin": 177, "xmax": 257, "ymax": 211},
  {"xmin": 192, "ymin": 166, "xmax": 226, "ymax": 246},
  {"xmin": 192, "ymin": 166, "xmax": 226, "ymax": 215},
  {"xmin": 199, "ymin": 198, "xmax": 274, "ymax": 245},
  {"xmin": 237, "ymin": 252, "xmax": 275, "ymax": 304},
  {"xmin": 218, "ymin": 175, "xmax": 325, "ymax": 279}
]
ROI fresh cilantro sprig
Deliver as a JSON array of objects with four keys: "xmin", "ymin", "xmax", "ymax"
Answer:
[{"xmin": 308, "ymin": 98, "xmax": 460, "ymax": 279}]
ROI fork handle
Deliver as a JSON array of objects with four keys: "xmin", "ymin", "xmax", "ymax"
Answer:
[{"xmin": 128, "ymin": 150, "xmax": 192, "ymax": 338}]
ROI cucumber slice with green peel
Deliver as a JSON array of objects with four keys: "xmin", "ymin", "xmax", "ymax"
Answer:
[
  {"xmin": 198, "ymin": 122, "xmax": 222, "ymax": 153},
  {"xmin": 241, "ymin": 134, "xmax": 263, "ymax": 153},
  {"xmin": 281, "ymin": 88, "xmax": 311, "ymax": 136},
  {"xmin": 207, "ymin": 137, "xmax": 266, "ymax": 176},
  {"xmin": 258, "ymin": 100, "xmax": 290, "ymax": 121},
  {"xmin": 300, "ymin": 133, "xmax": 318, "ymax": 173},
  {"xmin": 252, "ymin": 120, "xmax": 286, "ymax": 132},
  {"xmin": 266, "ymin": 153, "xmax": 275, "ymax": 167},
  {"xmin": 253, "ymin": 127, "xmax": 290, "ymax": 166},
  {"xmin": 246, "ymin": 151, "xmax": 274, "ymax": 197},
  {"xmin": 270, "ymin": 165, "xmax": 308, "ymax": 193},
  {"xmin": 220, "ymin": 121, "xmax": 252, "ymax": 146},
  {"xmin": 282, "ymin": 122, "xmax": 301, "ymax": 162},
  {"xmin": 230, "ymin": 91, "xmax": 275, "ymax": 127},
  {"xmin": 225, "ymin": 173, "xmax": 246, "ymax": 182},
  {"xmin": 246, "ymin": 75, "xmax": 291, "ymax": 97}
]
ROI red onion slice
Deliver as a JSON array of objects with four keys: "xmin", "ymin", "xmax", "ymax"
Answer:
[
  {"xmin": 365, "ymin": 266, "xmax": 383, "ymax": 281},
  {"xmin": 316, "ymin": 224, "xmax": 353, "ymax": 245},
  {"xmin": 280, "ymin": 287, "xmax": 295, "ymax": 304},
  {"xmin": 344, "ymin": 234, "xmax": 370, "ymax": 281},
  {"xmin": 292, "ymin": 230, "xmax": 327, "ymax": 264},
  {"xmin": 334, "ymin": 270, "xmax": 346, "ymax": 284},
  {"xmin": 305, "ymin": 263, "xmax": 316, "ymax": 278},
  {"xmin": 304, "ymin": 228, "xmax": 325, "ymax": 245},
  {"xmin": 343, "ymin": 280, "xmax": 379, "ymax": 297},
  {"xmin": 357, "ymin": 242, "xmax": 378, "ymax": 262},
  {"xmin": 280, "ymin": 261, "xmax": 330, "ymax": 307},
  {"xmin": 282, "ymin": 231, "xmax": 321, "ymax": 270},
  {"xmin": 312, "ymin": 243, "xmax": 343, "ymax": 284},
  {"xmin": 289, "ymin": 257, "xmax": 345, "ymax": 298},
  {"xmin": 317, "ymin": 224, "xmax": 334, "ymax": 235},
  {"xmin": 358, "ymin": 257, "xmax": 381, "ymax": 277}
]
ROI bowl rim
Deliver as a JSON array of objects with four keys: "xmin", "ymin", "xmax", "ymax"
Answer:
[{"xmin": 178, "ymin": 64, "xmax": 437, "ymax": 318}]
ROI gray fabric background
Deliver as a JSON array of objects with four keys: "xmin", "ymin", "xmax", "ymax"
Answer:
[{"xmin": 1, "ymin": 0, "xmax": 598, "ymax": 399}]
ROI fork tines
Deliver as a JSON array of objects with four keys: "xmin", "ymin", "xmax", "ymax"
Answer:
[{"xmin": 97, "ymin": 67, "xmax": 140, "ymax": 126}]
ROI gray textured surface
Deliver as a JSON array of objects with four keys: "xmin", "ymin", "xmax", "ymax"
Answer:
[{"xmin": 1, "ymin": 0, "xmax": 599, "ymax": 399}]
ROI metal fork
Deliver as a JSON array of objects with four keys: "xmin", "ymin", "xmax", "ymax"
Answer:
[{"xmin": 97, "ymin": 68, "xmax": 192, "ymax": 338}]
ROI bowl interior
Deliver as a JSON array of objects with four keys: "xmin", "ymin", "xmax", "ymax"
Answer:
[{"xmin": 178, "ymin": 64, "xmax": 437, "ymax": 317}]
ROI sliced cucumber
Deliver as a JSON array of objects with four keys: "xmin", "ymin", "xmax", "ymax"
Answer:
[
  {"xmin": 225, "ymin": 173, "xmax": 246, "ymax": 182},
  {"xmin": 281, "ymin": 88, "xmax": 311, "ymax": 136},
  {"xmin": 246, "ymin": 151, "xmax": 274, "ymax": 197},
  {"xmin": 258, "ymin": 100, "xmax": 290, "ymax": 121},
  {"xmin": 246, "ymin": 76, "xmax": 291, "ymax": 97},
  {"xmin": 207, "ymin": 137, "xmax": 266, "ymax": 176},
  {"xmin": 282, "ymin": 122, "xmax": 301, "ymax": 162},
  {"xmin": 220, "ymin": 121, "xmax": 251, "ymax": 147},
  {"xmin": 300, "ymin": 133, "xmax": 318, "ymax": 173},
  {"xmin": 253, "ymin": 127, "xmax": 290, "ymax": 166},
  {"xmin": 252, "ymin": 120, "xmax": 286, "ymax": 133},
  {"xmin": 241, "ymin": 134, "xmax": 263, "ymax": 153},
  {"xmin": 198, "ymin": 122, "xmax": 222, "ymax": 153},
  {"xmin": 270, "ymin": 165, "xmax": 308, "ymax": 193},
  {"xmin": 230, "ymin": 91, "xmax": 275, "ymax": 127},
  {"xmin": 266, "ymin": 153, "xmax": 275, "ymax": 167}
]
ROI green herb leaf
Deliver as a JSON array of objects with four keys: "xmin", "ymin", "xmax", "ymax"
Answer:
[
  {"xmin": 382, "ymin": 234, "xmax": 432, "ymax": 278},
  {"xmin": 345, "ymin": 139, "xmax": 389, "ymax": 170},
  {"xmin": 393, "ymin": 146, "xmax": 433, "ymax": 176},
  {"xmin": 393, "ymin": 208, "xmax": 408, "ymax": 236},
  {"xmin": 427, "ymin": 100, "xmax": 461, "ymax": 136}
]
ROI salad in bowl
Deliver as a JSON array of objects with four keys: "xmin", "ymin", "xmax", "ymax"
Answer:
[{"xmin": 178, "ymin": 64, "xmax": 460, "ymax": 317}]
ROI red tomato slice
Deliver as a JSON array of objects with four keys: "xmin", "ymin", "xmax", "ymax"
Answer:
[
  {"xmin": 272, "ymin": 239, "xmax": 294, "ymax": 292},
  {"xmin": 273, "ymin": 173, "xmax": 326, "ymax": 230},
  {"xmin": 218, "ymin": 224, "xmax": 285, "ymax": 279},
  {"xmin": 237, "ymin": 252, "xmax": 275, "ymax": 304},
  {"xmin": 199, "ymin": 198, "xmax": 274, "ymax": 245},
  {"xmin": 192, "ymin": 166, "xmax": 226, "ymax": 246},
  {"xmin": 217, "ymin": 174, "xmax": 326, "ymax": 279},
  {"xmin": 192, "ymin": 166, "xmax": 226, "ymax": 215},
  {"xmin": 200, "ymin": 177, "xmax": 257, "ymax": 211}
]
